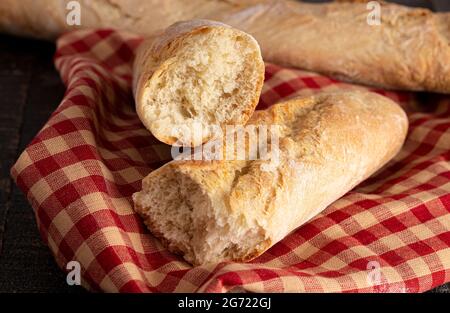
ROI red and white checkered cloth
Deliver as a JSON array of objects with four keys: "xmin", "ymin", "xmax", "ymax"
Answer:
[{"xmin": 11, "ymin": 29, "xmax": 450, "ymax": 292}]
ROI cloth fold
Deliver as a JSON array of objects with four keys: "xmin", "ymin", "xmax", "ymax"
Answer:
[{"xmin": 11, "ymin": 29, "xmax": 450, "ymax": 292}]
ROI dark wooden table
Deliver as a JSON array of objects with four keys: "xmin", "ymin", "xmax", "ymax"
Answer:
[
  {"xmin": 0, "ymin": 34, "xmax": 85, "ymax": 293},
  {"xmin": 0, "ymin": 1, "xmax": 449, "ymax": 293}
]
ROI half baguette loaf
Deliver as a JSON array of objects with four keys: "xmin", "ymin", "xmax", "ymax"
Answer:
[
  {"xmin": 133, "ymin": 91, "xmax": 409, "ymax": 265},
  {"xmin": 133, "ymin": 20, "xmax": 264, "ymax": 146}
]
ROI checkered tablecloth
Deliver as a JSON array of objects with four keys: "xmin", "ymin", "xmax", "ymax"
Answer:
[{"xmin": 11, "ymin": 29, "xmax": 450, "ymax": 292}]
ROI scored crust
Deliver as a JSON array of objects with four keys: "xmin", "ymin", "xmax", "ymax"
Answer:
[
  {"xmin": 133, "ymin": 91, "xmax": 409, "ymax": 265},
  {"xmin": 1, "ymin": 1, "xmax": 450, "ymax": 92}
]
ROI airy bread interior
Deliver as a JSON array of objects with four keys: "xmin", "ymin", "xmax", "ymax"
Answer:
[
  {"xmin": 133, "ymin": 164, "xmax": 268, "ymax": 265},
  {"xmin": 141, "ymin": 27, "xmax": 263, "ymax": 146}
]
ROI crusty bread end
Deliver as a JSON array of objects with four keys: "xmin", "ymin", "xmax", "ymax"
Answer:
[
  {"xmin": 133, "ymin": 91, "xmax": 409, "ymax": 265},
  {"xmin": 133, "ymin": 20, "xmax": 265, "ymax": 146}
]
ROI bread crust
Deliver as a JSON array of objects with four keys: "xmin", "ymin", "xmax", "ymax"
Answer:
[
  {"xmin": 224, "ymin": 0, "xmax": 450, "ymax": 93},
  {"xmin": 133, "ymin": 19, "xmax": 264, "ymax": 146},
  {"xmin": 133, "ymin": 91, "xmax": 409, "ymax": 265},
  {"xmin": 1, "ymin": 0, "xmax": 449, "ymax": 93}
]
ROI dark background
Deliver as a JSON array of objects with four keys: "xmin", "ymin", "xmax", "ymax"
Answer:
[{"xmin": 0, "ymin": 0, "xmax": 449, "ymax": 293}]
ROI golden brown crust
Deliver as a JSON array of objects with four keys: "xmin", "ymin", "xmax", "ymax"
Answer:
[
  {"xmin": 223, "ymin": 0, "xmax": 450, "ymax": 93},
  {"xmin": 134, "ymin": 91, "xmax": 409, "ymax": 265},
  {"xmin": 239, "ymin": 238, "xmax": 272, "ymax": 262},
  {"xmin": 1, "ymin": 0, "xmax": 449, "ymax": 92}
]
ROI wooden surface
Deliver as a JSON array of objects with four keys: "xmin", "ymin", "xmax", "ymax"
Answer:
[
  {"xmin": 0, "ymin": 35, "xmax": 84, "ymax": 293},
  {"xmin": 0, "ymin": 1, "xmax": 449, "ymax": 293}
]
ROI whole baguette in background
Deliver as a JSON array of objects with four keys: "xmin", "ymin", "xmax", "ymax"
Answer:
[
  {"xmin": 133, "ymin": 91, "xmax": 409, "ymax": 265},
  {"xmin": 0, "ymin": 0, "xmax": 253, "ymax": 40},
  {"xmin": 133, "ymin": 20, "xmax": 264, "ymax": 146},
  {"xmin": 226, "ymin": 1, "xmax": 450, "ymax": 93},
  {"xmin": 1, "ymin": 0, "xmax": 449, "ymax": 93}
]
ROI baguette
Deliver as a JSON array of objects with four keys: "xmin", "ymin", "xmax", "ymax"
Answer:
[
  {"xmin": 225, "ymin": 0, "xmax": 450, "ymax": 93},
  {"xmin": 133, "ymin": 91, "xmax": 408, "ymax": 265},
  {"xmin": 1, "ymin": 1, "xmax": 450, "ymax": 93},
  {"xmin": 132, "ymin": 20, "xmax": 264, "ymax": 146}
]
